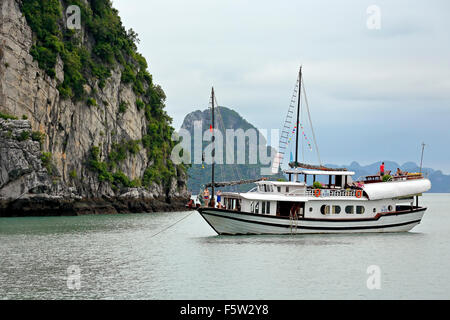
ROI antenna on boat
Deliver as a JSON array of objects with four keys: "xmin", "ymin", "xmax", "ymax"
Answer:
[{"xmin": 419, "ymin": 142, "xmax": 426, "ymax": 173}]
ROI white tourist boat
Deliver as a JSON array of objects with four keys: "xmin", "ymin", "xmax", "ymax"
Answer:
[{"xmin": 195, "ymin": 68, "xmax": 432, "ymax": 235}]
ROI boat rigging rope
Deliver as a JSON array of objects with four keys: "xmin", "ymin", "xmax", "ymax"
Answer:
[
  {"xmin": 301, "ymin": 78, "xmax": 322, "ymax": 166},
  {"xmin": 148, "ymin": 211, "xmax": 195, "ymax": 239},
  {"xmin": 214, "ymin": 95, "xmax": 244, "ymax": 188}
]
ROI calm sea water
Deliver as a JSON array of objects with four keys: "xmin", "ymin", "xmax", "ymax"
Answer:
[{"xmin": 0, "ymin": 193, "xmax": 449, "ymax": 300}]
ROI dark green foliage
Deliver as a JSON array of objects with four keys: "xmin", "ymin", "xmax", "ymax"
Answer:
[
  {"xmin": 112, "ymin": 170, "xmax": 130, "ymax": 187},
  {"xmin": 20, "ymin": 0, "xmax": 152, "ymax": 101},
  {"xmin": 118, "ymin": 101, "xmax": 128, "ymax": 113},
  {"xmin": 87, "ymin": 97, "xmax": 97, "ymax": 107},
  {"xmin": 142, "ymin": 158, "xmax": 176, "ymax": 187},
  {"xmin": 313, "ymin": 181, "xmax": 323, "ymax": 189},
  {"xmin": 108, "ymin": 142, "xmax": 127, "ymax": 164},
  {"xmin": 127, "ymin": 140, "xmax": 140, "ymax": 155},
  {"xmin": 17, "ymin": 131, "xmax": 31, "ymax": 141},
  {"xmin": 141, "ymin": 134, "xmax": 151, "ymax": 149},
  {"xmin": 89, "ymin": 140, "xmax": 142, "ymax": 187},
  {"xmin": 88, "ymin": 146, "xmax": 113, "ymax": 182},
  {"xmin": 135, "ymin": 99, "xmax": 144, "ymax": 110},
  {"xmin": 0, "ymin": 112, "xmax": 18, "ymax": 120},
  {"xmin": 121, "ymin": 64, "xmax": 135, "ymax": 84},
  {"xmin": 69, "ymin": 169, "xmax": 77, "ymax": 179},
  {"xmin": 40, "ymin": 152, "xmax": 53, "ymax": 175},
  {"xmin": 31, "ymin": 131, "xmax": 45, "ymax": 145},
  {"xmin": 108, "ymin": 140, "xmax": 140, "ymax": 166}
]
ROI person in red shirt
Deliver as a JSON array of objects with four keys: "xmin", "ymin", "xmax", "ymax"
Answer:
[{"xmin": 380, "ymin": 162, "xmax": 385, "ymax": 177}]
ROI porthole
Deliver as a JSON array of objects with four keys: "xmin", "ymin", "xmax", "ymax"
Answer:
[
  {"xmin": 345, "ymin": 206, "xmax": 354, "ymax": 214},
  {"xmin": 332, "ymin": 206, "xmax": 341, "ymax": 214},
  {"xmin": 373, "ymin": 208, "xmax": 376, "ymax": 213},
  {"xmin": 388, "ymin": 205, "xmax": 394, "ymax": 212},
  {"xmin": 320, "ymin": 205, "xmax": 330, "ymax": 215},
  {"xmin": 309, "ymin": 207, "xmax": 313, "ymax": 212},
  {"xmin": 356, "ymin": 206, "xmax": 365, "ymax": 214}
]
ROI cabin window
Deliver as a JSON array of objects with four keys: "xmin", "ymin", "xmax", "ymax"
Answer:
[
  {"xmin": 356, "ymin": 206, "xmax": 365, "ymax": 214},
  {"xmin": 261, "ymin": 201, "xmax": 271, "ymax": 214},
  {"xmin": 345, "ymin": 206, "xmax": 354, "ymax": 214},
  {"xmin": 277, "ymin": 187, "xmax": 281, "ymax": 193},
  {"xmin": 332, "ymin": 205, "xmax": 341, "ymax": 214},
  {"xmin": 269, "ymin": 185, "xmax": 273, "ymax": 192},
  {"xmin": 320, "ymin": 205, "xmax": 331, "ymax": 215},
  {"xmin": 250, "ymin": 201, "xmax": 254, "ymax": 212},
  {"xmin": 388, "ymin": 205, "xmax": 394, "ymax": 212},
  {"xmin": 255, "ymin": 202, "xmax": 260, "ymax": 213},
  {"xmin": 286, "ymin": 187, "xmax": 290, "ymax": 193}
]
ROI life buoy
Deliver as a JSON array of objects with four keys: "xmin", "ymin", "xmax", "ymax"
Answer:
[
  {"xmin": 355, "ymin": 190, "xmax": 363, "ymax": 198},
  {"xmin": 314, "ymin": 189, "xmax": 321, "ymax": 197}
]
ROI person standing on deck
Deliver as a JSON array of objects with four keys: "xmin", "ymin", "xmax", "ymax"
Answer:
[
  {"xmin": 380, "ymin": 162, "xmax": 385, "ymax": 177},
  {"xmin": 216, "ymin": 190, "xmax": 222, "ymax": 209},
  {"xmin": 203, "ymin": 188, "xmax": 210, "ymax": 207}
]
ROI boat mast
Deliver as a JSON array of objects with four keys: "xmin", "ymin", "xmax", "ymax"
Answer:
[
  {"xmin": 419, "ymin": 142, "xmax": 426, "ymax": 173},
  {"xmin": 295, "ymin": 66, "xmax": 302, "ymax": 165},
  {"xmin": 211, "ymin": 87, "xmax": 215, "ymax": 198}
]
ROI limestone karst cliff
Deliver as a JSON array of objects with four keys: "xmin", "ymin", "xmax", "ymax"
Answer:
[{"xmin": 0, "ymin": 0, "xmax": 189, "ymax": 215}]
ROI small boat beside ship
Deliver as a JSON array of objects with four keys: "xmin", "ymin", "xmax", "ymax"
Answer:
[{"xmin": 194, "ymin": 67, "xmax": 432, "ymax": 235}]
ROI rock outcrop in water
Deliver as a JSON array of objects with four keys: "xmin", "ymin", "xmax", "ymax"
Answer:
[
  {"xmin": 0, "ymin": 0, "xmax": 190, "ymax": 216},
  {"xmin": 181, "ymin": 106, "xmax": 285, "ymax": 193}
]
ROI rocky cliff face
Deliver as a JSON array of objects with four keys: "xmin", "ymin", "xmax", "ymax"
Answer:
[
  {"xmin": 0, "ymin": 0, "xmax": 189, "ymax": 215},
  {"xmin": 0, "ymin": 119, "xmax": 52, "ymax": 199}
]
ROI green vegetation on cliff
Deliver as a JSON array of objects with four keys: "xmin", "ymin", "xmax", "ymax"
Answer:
[
  {"xmin": 20, "ymin": 0, "xmax": 185, "ymax": 192},
  {"xmin": 20, "ymin": 0, "xmax": 149, "ymax": 100}
]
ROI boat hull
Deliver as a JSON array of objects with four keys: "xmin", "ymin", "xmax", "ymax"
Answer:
[{"xmin": 197, "ymin": 207, "xmax": 426, "ymax": 235}]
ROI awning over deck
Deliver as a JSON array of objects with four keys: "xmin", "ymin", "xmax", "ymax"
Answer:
[
  {"xmin": 284, "ymin": 169, "xmax": 355, "ymax": 176},
  {"xmin": 362, "ymin": 178, "xmax": 431, "ymax": 200}
]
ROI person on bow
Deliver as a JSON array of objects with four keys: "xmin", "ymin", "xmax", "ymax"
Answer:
[{"xmin": 380, "ymin": 162, "xmax": 385, "ymax": 177}]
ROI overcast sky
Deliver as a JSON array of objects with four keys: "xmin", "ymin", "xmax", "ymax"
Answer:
[{"xmin": 113, "ymin": 0, "xmax": 450, "ymax": 173}]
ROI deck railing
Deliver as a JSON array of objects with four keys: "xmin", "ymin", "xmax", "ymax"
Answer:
[{"xmin": 287, "ymin": 188, "xmax": 359, "ymax": 198}]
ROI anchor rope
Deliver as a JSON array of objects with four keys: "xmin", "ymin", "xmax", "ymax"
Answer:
[{"xmin": 148, "ymin": 211, "xmax": 195, "ymax": 239}]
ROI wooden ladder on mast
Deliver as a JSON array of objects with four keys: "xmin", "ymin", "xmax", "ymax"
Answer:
[{"xmin": 274, "ymin": 69, "xmax": 301, "ymax": 170}]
